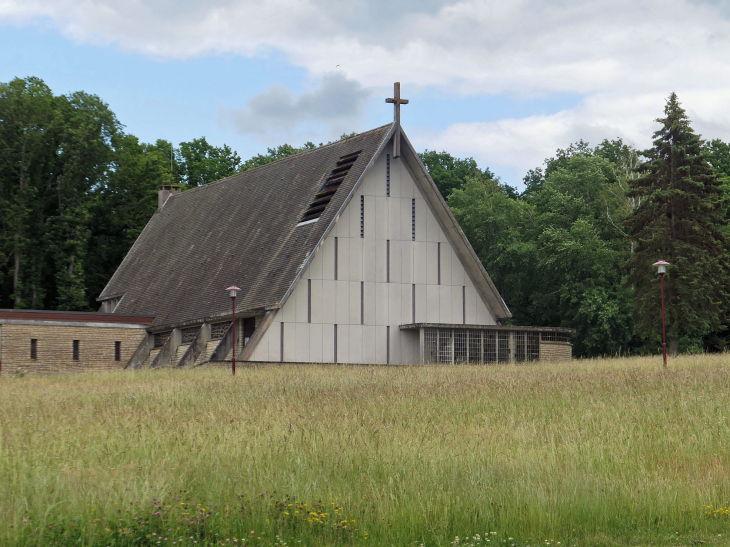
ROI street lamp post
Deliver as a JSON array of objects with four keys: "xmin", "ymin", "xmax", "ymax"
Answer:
[
  {"xmin": 653, "ymin": 261, "xmax": 670, "ymax": 368},
  {"xmin": 226, "ymin": 285, "xmax": 240, "ymax": 376}
]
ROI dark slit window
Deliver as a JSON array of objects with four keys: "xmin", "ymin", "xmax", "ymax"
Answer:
[
  {"xmin": 72, "ymin": 340, "xmax": 80, "ymax": 361},
  {"xmin": 30, "ymin": 339, "xmax": 37, "ymax": 360},
  {"xmin": 114, "ymin": 341, "xmax": 121, "ymax": 361},
  {"xmin": 243, "ymin": 317, "xmax": 256, "ymax": 341}
]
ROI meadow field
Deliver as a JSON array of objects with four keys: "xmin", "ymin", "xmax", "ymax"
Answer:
[{"xmin": 1, "ymin": 356, "xmax": 730, "ymax": 546}]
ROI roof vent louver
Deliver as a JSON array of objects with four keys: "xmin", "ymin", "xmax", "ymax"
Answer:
[{"xmin": 299, "ymin": 150, "xmax": 362, "ymax": 225}]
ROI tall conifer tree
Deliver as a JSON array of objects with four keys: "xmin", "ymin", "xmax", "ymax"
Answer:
[{"xmin": 627, "ymin": 93, "xmax": 730, "ymax": 355}]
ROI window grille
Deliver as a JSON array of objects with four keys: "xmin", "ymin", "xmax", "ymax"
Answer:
[
  {"xmin": 483, "ymin": 330, "xmax": 496, "ymax": 363},
  {"xmin": 541, "ymin": 331, "xmax": 570, "ymax": 343},
  {"xmin": 360, "ymin": 195, "xmax": 364, "ymax": 238},
  {"xmin": 497, "ymin": 332, "xmax": 510, "ymax": 363},
  {"xmin": 515, "ymin": 331, "xmax": 526, "ymax": 363},
  {"xmin": 424, "ymin": 328, "xmax": 438, "ymax": 363},
  {"xmin": 438, "ymin": 329, "xmax": 452, "ymax": 363},
  {"xmin": 527, "ymin": 332, "xmax": 540, "ymax": 361},
  {"xmin": 468, "ymin": 331, "xmax": 482, "ymax": 363},
  {"xmin": 30, "ymin": 339, "xmax": 37, "ymax": 360},
  {"xmin": 300, "ymin": 150, "xmax": 361, "ymax": 224},
  {"xmin": 386, "ymin": 153, "xmax": 390, "ymax": 196},
  {"xmin": 181, "ymin": 326, "xmax": 199, "ymax": 344},
  {"xmin": 454, "ymin": 329, "xmax": 468, "ymax": 363},
  {"xmin": 114, "ymin": 341, "xmax": 121, "ymax": 361},
  {"xmin": 411, "ymin": 198, "xmax": 415, "ymax": 241},
  {"xmin": 210, "ymin": 322, "xmax": 230, "ymax": 341},
  {"xmin": 72, "ymin": 340, "xmax": 80, "ymax": 361}
]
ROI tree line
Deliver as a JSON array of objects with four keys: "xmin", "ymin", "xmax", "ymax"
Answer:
[{"xmin": 1, "ymin": 78, "xmax": 728, "ymax": 356}]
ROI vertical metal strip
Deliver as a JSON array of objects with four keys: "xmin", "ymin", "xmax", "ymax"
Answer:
[
  {"xmin": 412, "ymin": 284, "xmax": 416, "ymax": 323},
  {"xmin": 308, "ymin": 279, "xmax": 312, "ymax": 324},
  {"xmin": 360, "ymin": 282, "xmax": 364, "ymax": 325},
  {"xmin": 386, "ymin": 240, "xmax": 390, "ymax": 283},
  {"xmin": 334, "ymin": 324, "xmax": 338, "ymax": 363},
  {"xmin": 437, "ymin": 242, "xmax": 441, "ymax": 285},
  {"xmin": 280, "ymin": 322, "xmax": 284, "ymax": 363},
  {"xmin": 334, "ymin": 237, "xmax": 338, "ymax": 280},
  {"xmin": 386, "ymin": 326, "xmax": 390, "ymax": 364}
]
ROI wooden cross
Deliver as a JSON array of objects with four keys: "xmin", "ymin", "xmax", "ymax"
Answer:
[{"xmin": 385, "ymin": 82, "xmax": 408, "ymax": 157}]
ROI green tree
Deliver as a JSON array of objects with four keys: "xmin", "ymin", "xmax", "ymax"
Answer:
[
  {"xmin": 627, "ymin": 93, "xmax": 730, "ymax": 355},
  {"xmin": 239, "ymin": 142, "xmax": 317, "ymax": 172},
  {"xmin": 177, "ymin": 137, "xmax": 241, "ymax": 186},
  {"xmin": 419, "ymin": 150, "xmax": 490, "ymax": 198}
]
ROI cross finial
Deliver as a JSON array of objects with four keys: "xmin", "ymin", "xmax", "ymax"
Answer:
[{"xmin": 385, "ymin": 82, "xmax": 408, "ymax": 157}]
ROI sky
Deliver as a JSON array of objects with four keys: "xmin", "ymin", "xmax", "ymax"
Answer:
[{"xmin": 2, "ymin": 0, "xmax": 730, "ymax": 188}]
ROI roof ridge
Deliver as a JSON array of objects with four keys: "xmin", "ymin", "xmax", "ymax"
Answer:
[{"xmin": 179, "ymin": 123, "xmax": 393, "ymax": 197}]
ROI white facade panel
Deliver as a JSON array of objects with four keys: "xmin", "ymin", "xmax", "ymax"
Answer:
[
  {"xmin": 349, "ymin": 324, "xmax": 363, "ymax": 364},
  {"xmin": 363, "ymin": 195, "xmax": 376, "ymax": 239},
  {"xmin": 427, "ymin": 242, "xmax": 438, "ymax": 286},
  {"xmin": 415, "ymin": 284, "xmax": 427, "ymax": 323},
  {"xmin": 309, "ymin": 245, "xmax": 323, "ymax": 280},
  {"xmin": 388, "ymin": 198, "xmax": 401, "ymax": 241},
  {"xmin": 415, "ymin": 197, "xmax": 427, "ymax": 242},
  {"xmin": 337, "ymin": 237, "xmax": 350, "ymax": 281},
  {"xmin": 281, "ymin": 291, "xmax": 296, "ymax": 323},
  {"xmin": 375, "ymin": 239, "xmax": 387, "ymax": 283},
  {"xmin": 349, "ymin": 237, "xmax": 362, "ymax": 281},
  {"xmin": 375, "ymin": 196, "xmax": 388, "ymax": 241},
  {"xmin": 401, "ymin": 241, "xmax": 413, "ymax": 285},
  {"xmin": 375, "ymin": 325, "xmax": 387, "ymax": 364},
  {"xmin": 362, "ymin": 238, "xmax": 376, "ymax": 282},
  {"xmin": 388, "ymin": 283, "xmax": 402, "ymax": 327},
  {"xmin": 349, "ymin": 281, "xmax": 361, "ymax": 325},
  {"xmin": 465, "ymin": 286, "xmax": 477, "ymax": 324},
  {"xmin": 295, "ymin": 323, "xmax": 310, "ymax": 362},
  {"xmin": 337, "ymin": 206, "xmax": 350, "ymax": 238},
  {"xmin": 401, "ymin": 283, "xmax": 413, "ymax": 325},
  {"xmin": 321, "ymin": 280, "xmax": 337, "ymax": 324},
  {"xmin": 439, "ymin": 285, "xmax": 453, "ymax": 324},
  {"xmin": 322, "ymin": 323, "xmax": 335, "ymax": 363},
  {"xmin": 427, "ymin": 285, "xmax": 440, "ymax": 322},
  {"xmin": 337, "ymin": 324, "xmax": 350, "ymax": 363},
  {"xmin": 310, "ymin": 278, "xmax": 323, "ymax": 324},
  {"xmin": 375, "ymin": 282, "xmax": 389, "ymax": 326},
  {"xmin": 452, "ymin": 285, "xmax": 463, "ymax": 325},
  {"xmin": 451, "ymin": 247, "xmax": 465, "ymax": 286},
  {"xmin": 295, "ymin": 279, "xmax": 308, "ymax": 323},
  {"xmin": 389, "ymin": 240, "xmax": 402, "ymax": 284},
  {"xmin": 362, "ymin": 325, "xmax": 376, "ymax": 363},
  {"xmin": 414, "ymin": 241, "xmax": 427, "ymax": 285},
  {"xmin": 476, "ymin": 296, "xmax": 495, "ymax": 325},
  {"xmin": 283, "ymin": 322, "xmax": 296, "ymax": 362},
  {"xmin": 322, "ymin": 236, "xmax": 335, "ymax": 281},
  {"xmin": 441, "ymin": 243, "xmax": 452, "ymax": 285},
  {"xmin": 335, "ymin": 281, "xmax": 350, "ymax": 325},
  {"xmin": 309, "ymin": 323, "xmax": 323, "ymax": 363},
  {"xmin": 389, "ymin": 325, "xmax": 401, "ymax": 365}
]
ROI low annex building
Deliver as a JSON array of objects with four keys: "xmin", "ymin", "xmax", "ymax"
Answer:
[
  {"xmin": 0, "ymin": 310, "xmax": 153, "ymax": 375},
  {"xmin": 0, "ymin": 86, "xmax": 572, "ymax": 374}
]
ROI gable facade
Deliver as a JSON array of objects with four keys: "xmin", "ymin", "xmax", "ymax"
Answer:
[{"xmin": 248, "ymin": 144, "xmax": 497, "ymax": 364}]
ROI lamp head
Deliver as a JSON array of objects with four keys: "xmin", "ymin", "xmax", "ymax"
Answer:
[
  {"xmin": 226, "ymin": 285, "xmax": 241, "ymax": 298},
  {"xmin": 653, "ymin": 260, "xmax": 670, "ymax": 275}
]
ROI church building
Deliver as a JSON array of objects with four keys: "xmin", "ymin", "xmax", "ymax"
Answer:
[{"xmin": 0, "ymin": 85, "xmax": 572, "ymax": 374}]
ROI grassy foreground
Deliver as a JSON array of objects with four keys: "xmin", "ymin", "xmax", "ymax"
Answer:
[{"xmin": 1, "ymin": 356, "xmax": 730, "ymax": 546}]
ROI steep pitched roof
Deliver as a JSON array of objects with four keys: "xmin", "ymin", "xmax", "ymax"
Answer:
[{"xmin": 100, "ymin": 124, "xmax": 394, "ymax": 328}]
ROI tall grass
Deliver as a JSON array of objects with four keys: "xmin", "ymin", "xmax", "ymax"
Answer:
[{"xmin": 1, "ymin": 355, "xmax": 730, "ymax": 546}]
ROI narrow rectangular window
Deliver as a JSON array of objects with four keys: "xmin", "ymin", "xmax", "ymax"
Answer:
[
  {"xmin": 280, "ymin": 323, "xmax": 284, "ymax": 362},
  {"xmin": 360, "ymin": 195, "xmax": 364, "ymax": 238},
  {"xmin": 412, "ymin": 284, "xmax": 416, "ymax": 323},
  {"xmin": 114, "ymin": 341, "xmax": 121, "ymax": 361},
  {"xmin": 72, "ymin": 340, "xmax": 80, "ymax": 361},
  {"xmin": 437, "ymin": 242, "xmax": 441, "ymax": 285},
  {"xmin": 307, "ymin": 279, "xmax": 312, "ymax": 324},
  {"xmin": 360, "ymin": 281, "xmax": 364, "ymax": 325},
  {"xmin": 334, "ymin": 237, "xmax": 338, "ymax": 280},
  {"xmin": 462, "ymin": 286, "xmax": 466, "ymax": 324},
  {"xmin": 30, "ymin": 339, "xmax": 37, "ymax": 360},
  {"xmin": 334, "ymin": 324, "xmax": 338, "ymax": 363},
  {"xmin": 386, "ymin": 153, "xmax": 391, "ymax": 196},
  {"xmin": 386, "ymin": 326, "xmax": 390, "ymax": 364},
  {"xmin": 411, "ymin": 198, "xmax": 416, "ymax": 241},
  {"xmin": 386, "ymin": 240, "xmax": 390, "ymax": 283}
]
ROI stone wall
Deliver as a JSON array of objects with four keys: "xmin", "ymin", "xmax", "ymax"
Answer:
[
  {"xmin": 540, "ymin": 341, "xmax": 572, "ymax": 362},
  {"xmin": 0, "ymin": 323, "xmax": 148, "ymax": 376}
]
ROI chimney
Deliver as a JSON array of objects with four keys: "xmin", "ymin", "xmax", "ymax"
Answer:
[{"xmin": 158, "ymin": 185, "xmax": 182, "ymax": 208}]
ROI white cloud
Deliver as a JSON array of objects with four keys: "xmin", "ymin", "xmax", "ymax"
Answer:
[
  {"xmin": 223, "ymin": 73, "xmax": 371, "ymax": 139},
  {"xmin": 4, "ymin": 0, "xmax": 730, "ymax": 178}
]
